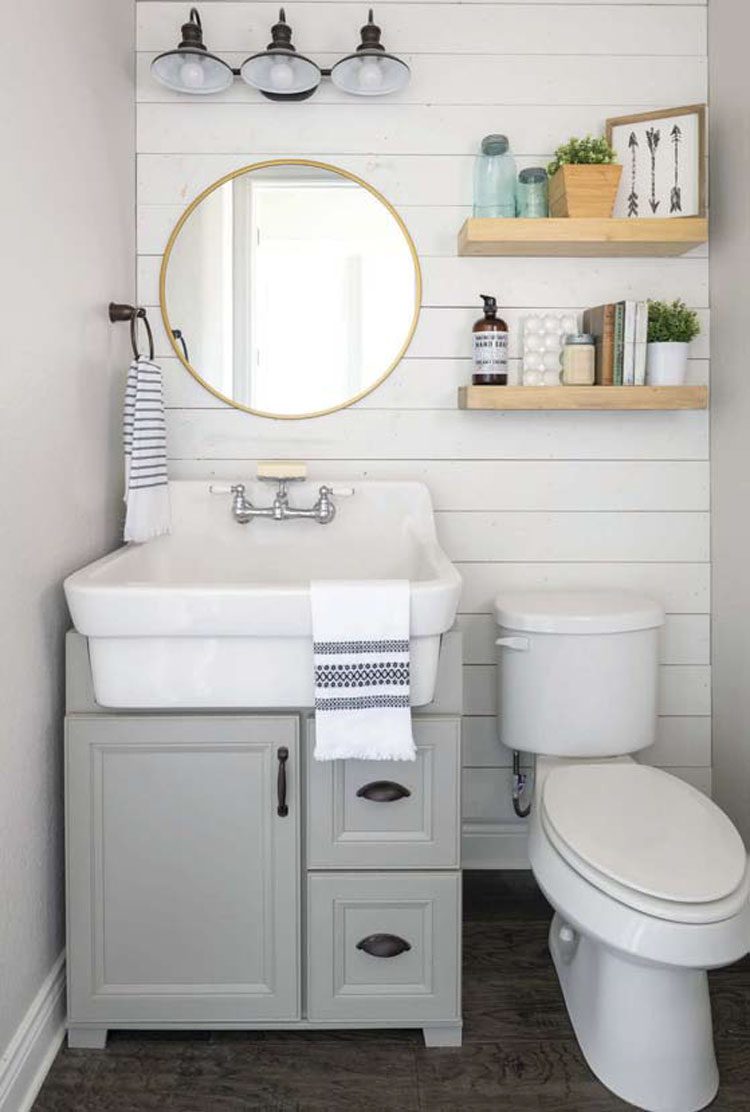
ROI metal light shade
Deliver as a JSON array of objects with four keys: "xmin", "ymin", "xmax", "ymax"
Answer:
[
  {"xmin": 240, "ymin": 52, "xmax": 321, "ymax": 98},
  {"xmin": 330, "ymin": 52, "xmax": 409, "ymax": 96},
  {"xmin": 151, "ymin": 8, "xmax": 234, "ymax": 94},
  {"xmin": 330, "ymin": 10, "xmax": 410, "ymax": 96},
  {"xmin": 240, "ymin": 10, "xmax": 321, "ymax": 101}
]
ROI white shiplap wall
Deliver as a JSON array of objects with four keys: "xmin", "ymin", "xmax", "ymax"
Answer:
[{"xmin": 136, "ymin": 0, "xmax": 709, "ymax": 866}]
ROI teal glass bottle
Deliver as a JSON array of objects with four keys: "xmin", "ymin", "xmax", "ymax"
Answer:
[
  {"xmin": 516, "ymin": 167, "xmax": 549, "ymax": 218},
  {"xmin": 473, "ymin": 135, "xmax": 517, "ymax": 218}
]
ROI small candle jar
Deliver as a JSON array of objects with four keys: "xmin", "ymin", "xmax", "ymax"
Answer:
[{"xmin": 560, "ymin": 334, "xmax": 595, "ymax": 385}]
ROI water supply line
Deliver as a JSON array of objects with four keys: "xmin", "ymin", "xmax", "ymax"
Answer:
[{"xmin": 512, "ymin": 750, "xmax": 531, "ymax": 818}]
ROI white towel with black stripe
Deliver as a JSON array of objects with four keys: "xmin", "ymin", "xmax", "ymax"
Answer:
[
  {"xmin": 310, "ymin": 579, "xmax": 415, "ymax": 761},
  {"xmin": 123, "ymin": 357, "xmax": 171, "ymax": 543}
]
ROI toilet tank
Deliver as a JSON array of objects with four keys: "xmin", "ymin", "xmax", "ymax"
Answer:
[{"xmin": 494, "ymin": 591, "xmax": 664, "ymax": 757}]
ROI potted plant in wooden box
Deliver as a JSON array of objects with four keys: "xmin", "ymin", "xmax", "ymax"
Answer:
[
  {"xmin": 547, "ymin": 136, "xmax": 621, "ymax": 217},
  {"xmin": 646, "ymin": 299, "xmax": 700, "ymax": 385}
]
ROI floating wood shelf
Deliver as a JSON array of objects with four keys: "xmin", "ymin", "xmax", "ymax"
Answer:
[
  {"xmin": 458, "ymin": 217, "xmax": 708, "ymax": 257},
  {"xmin": 458, "ymin": 385, "xmax": 708, "ymax": 411}
]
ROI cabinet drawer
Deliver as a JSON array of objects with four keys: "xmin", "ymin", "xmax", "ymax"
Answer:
[
  {"xmin": 307, "ymin": 871, "xmax": 461, "ymax": 1024},
  {"xmin": 306, "ymin": 717, "xmax": 461, "ymax": 869}
]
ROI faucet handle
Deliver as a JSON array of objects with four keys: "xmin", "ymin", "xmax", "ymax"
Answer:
[{"xmin": 209, "ymin": 483, "xmax": 246, "ymax": 496}]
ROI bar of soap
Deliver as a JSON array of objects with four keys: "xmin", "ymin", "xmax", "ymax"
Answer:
[{"xmin": 257, "ymin": 460, "xmax": 307, "ymax": 480}]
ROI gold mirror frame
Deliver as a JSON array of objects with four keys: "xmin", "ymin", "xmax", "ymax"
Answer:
[{"xmin": 159, "ymin": 158, "xmax": 423, "ymax": 420}]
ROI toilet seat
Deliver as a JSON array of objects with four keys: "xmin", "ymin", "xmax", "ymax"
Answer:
[{"xmin": 541, "ymin": 763, "xmax": 748, "ymax": 924}]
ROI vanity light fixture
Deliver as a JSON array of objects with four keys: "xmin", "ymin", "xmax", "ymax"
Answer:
[
  {"xmin": 151, "ymin": 8, "xmax": 235, "ymax": 94},
  {"xmin": 240, "ymin": 10, "xmax": 321, "ymax": 101},
  {"xmin": 151, "ymin": 7, "xmax": 409, "ymax": 99},
  {"xmin": 330, "ymin": 10, "xmax": 411, "ymax": 97}
]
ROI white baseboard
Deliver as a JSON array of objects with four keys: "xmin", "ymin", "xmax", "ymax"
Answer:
[
  {"xmin": 0, "ymin": 953, "xmax": 66, "ymax": 1112},
  {"xmin": 462, "ymin": 823, "xmax": 530, "ymax": 869}
]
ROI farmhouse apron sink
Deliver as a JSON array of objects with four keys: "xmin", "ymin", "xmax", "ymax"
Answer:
[{"xmin": 64, "ymin": 480, "xmax": 462, "ymax": 708}]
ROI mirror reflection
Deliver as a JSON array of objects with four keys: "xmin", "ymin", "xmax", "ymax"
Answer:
[{"xmin": 160, "ymin": 161, "xmax": 421, "ymax": 418}]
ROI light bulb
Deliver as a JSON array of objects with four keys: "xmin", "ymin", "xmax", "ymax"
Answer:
[
  {"xmin": 180, "ymin": 58, "xmax": 206, "ymax": 89},
  {"xmin": 269, "ymin": 58, "xmax": 295, "ymax": 90},
  {"xmin": 358, "ymin": 57, "xmax": 383, "ymax": 90}
]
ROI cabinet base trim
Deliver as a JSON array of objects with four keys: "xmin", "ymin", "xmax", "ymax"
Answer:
[
  {"xmin": 423, "ymin": 1025, "xmax": 463, "ymax": 1048},
  {"xmin": 462, "ymin": 824, "xmax": 530, "ymax": 869},
  {"xmin": 67, "ymin": 1027, "xmax": 108, "ymax": 1050},
  {"xmin": 64, "ymin": 1019, "xmax": 462, "ymax": 1033}
]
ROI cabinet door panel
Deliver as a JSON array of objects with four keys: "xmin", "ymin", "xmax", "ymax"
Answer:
[{"xmin": 66, "ymin": 716, "xmax": 299, "ymax": 1024}]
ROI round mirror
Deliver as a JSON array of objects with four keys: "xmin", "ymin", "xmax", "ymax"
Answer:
[{"xmin": 160, "ymin": 159, "xmax": 421, "ymax": 419}]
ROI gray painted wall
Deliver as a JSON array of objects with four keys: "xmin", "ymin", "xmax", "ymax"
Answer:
[
  {"xmin": 0, "ymin": 0, "xmax": 134, "ymax": 1055},
  {"xmin": 710, "ymin": 0, "xmax": 750, "ymax": 846}
]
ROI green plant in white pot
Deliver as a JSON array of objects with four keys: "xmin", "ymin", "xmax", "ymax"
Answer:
[{"xmin": 646, "ymin": 300, "xmax": 700, "ymax": 385}]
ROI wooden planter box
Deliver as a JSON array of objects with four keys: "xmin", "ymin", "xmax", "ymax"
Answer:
[{"xmin": 548, "ymin": 164, "xmax": 623, "ymax": 218}]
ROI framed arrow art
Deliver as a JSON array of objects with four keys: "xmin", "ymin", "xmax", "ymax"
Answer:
[{"xmin": 605, "ymin": 105, "xmax": 706, "ymax": 219}]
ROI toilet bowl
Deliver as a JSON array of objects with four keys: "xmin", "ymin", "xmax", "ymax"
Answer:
[
  {"xmin": 531, "ymin": 756, "xmax": 750, "ymax": 1112},
  {"xmin": 494, "ymin": 591, "xmax": 750, "ymax": 1112}
]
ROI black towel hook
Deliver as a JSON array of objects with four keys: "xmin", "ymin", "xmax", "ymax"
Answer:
[{"xmin": 109, "ymin": 303, "xmax": 155, "ymax": 362}]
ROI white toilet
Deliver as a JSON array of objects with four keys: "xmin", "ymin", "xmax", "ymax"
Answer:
[{"xmin": 494, "ymin": 590, "xmax": 750, "ymax": 1112}]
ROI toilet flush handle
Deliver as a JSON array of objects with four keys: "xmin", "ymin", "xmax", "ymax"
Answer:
[{"xmin": 495, "ymin": 636, "xmax": 530, "ymax": 651}]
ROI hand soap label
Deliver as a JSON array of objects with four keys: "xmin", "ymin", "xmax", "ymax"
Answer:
[{"xmin": 473, "ymin": 332, "xmax": 508, "ymax": 373}]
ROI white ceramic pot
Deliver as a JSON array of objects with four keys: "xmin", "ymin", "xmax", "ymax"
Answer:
[{"xmin": 646, "ymin": 342, "xmax": 689, "ymax": 386}]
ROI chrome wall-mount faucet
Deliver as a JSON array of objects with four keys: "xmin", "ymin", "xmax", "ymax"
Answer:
[{"xmin": 210, "ymin": 479, "xmax": 353, "ymax": 525}]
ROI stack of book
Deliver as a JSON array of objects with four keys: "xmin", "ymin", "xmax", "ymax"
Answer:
[{"xmin": 582, "ymin": 302, "xmax": 649, "ymax": 386}]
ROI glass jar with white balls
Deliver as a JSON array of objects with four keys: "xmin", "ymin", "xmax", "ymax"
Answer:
[{"xmin": 522, "ymin": 314, "xmax": 578, "ymax": 385}]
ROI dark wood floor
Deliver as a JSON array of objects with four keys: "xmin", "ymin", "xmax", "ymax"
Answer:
[{"xmin": 34, "ymin": 872, "xmax": 750, "ymax": 1111}]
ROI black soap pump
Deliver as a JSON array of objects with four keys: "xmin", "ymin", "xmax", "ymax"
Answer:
[{"xmin": 472, "ymin": 295, "xmax": 508, "ymax": 385}]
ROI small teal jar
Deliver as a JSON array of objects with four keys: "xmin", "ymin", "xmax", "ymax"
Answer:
[{"xmin": 516, "ymin": 167, "xmax": 549, "ymax": 218}]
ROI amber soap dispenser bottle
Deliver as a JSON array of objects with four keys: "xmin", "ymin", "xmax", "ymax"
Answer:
[{"xmin": 472, "ymin": 294, "xmax": 508, "ymax": 385}]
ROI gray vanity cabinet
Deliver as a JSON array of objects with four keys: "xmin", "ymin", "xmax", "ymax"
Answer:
[
  {"xmin": 64, "ymin": 631, "xmax": 463, "ymax": 1048},
  {"xmin": 65, "ymin": 716, "xmax": 300, "ymax": 1032}
]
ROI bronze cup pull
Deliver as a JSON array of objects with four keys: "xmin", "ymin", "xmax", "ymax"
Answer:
[
  {"xmin": 277, "ymin": 747, "xmax": 289, "ymax": 816},
  {"xmin": 356, "ymin": 780, "xmax": 411, "ymax": 803},
  {"xmin": 356, "ymin": 933, "xmax": 412, "ymax": 958}
]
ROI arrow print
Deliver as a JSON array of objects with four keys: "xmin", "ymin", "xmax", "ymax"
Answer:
[
  {"xmin": 627, "ymin": 131, "xmax": 639, "ymax": 217},
  {"xmin": 670, "ymin": 123, "xmax": 682, "ymax": 214},
  {"xmin": 646, "ymin": 127, "xmax": 661, "ymax": 214}
]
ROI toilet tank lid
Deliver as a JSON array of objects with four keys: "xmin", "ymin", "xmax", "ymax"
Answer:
[{"xmin": 493, "ymin": 590, "xmax": 664, "ymax": 634}]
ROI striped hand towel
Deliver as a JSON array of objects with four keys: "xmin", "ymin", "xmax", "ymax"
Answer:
[
  {"xmin": 123, "ymin": 357, "xmax": 171, "ymax": 543},
  {"xmin": 310, "ymin": 580, "xmax": 415, "ymax": 761}
]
